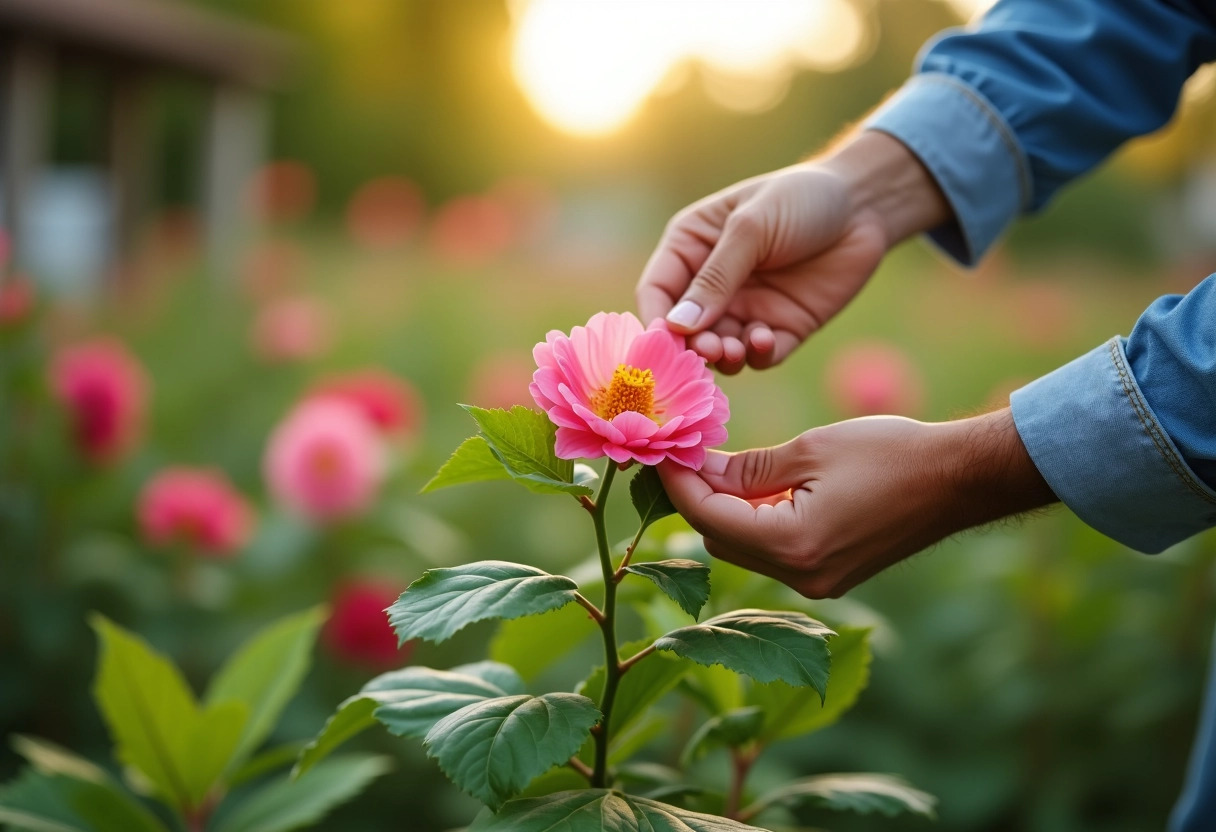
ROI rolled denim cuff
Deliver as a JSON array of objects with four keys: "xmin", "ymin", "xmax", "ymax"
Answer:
[
  {"xmin": 1010, "ymin": 337, "xmax": 1216, "ymax": 553},
  {"xmin": 863, "ymin": 72, "xmax": 1031, "ymax": 267}
]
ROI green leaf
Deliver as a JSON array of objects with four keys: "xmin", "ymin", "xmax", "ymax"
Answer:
[
  {"xmin": 422, "ymin": 436, "xmax": 513, "ymax": 493},
  {"xmin": 205, "ymin": 606, "xmax": 327, "ymax": 775},
  {"xmin": 749, "ymin": 628, "xmax": 872, "ymax": 743},
  {"xmin": 461, "ymin": 405, "xmax": 593, "ymax": 496},
  {"xmin": 228, "ymin": 743, "xmax": 306, "ymax": 788},
  {"xmin": 424, "ymin": 693, "xmax": 601, "ymax": 810},
  {"xmin": 388, "ymin": 561, "xmax": 581, "ymax": 644},
  {"xmin": 573, "ymin": 463, "xmax": 600, "ymax": 490},
  {"xmin": 741, "ymin": 773, "xmax": 936, "ymax": 821},
  {"xmin": 630, "ymin": 465, "xmax": 676, "ymax": 533},
  {"xmin": 654, "ymin": 609, "xmax": 835, "ymax": 700},
  {"xmin": 11, "ymin": 736, "xmax": 109, "ymax": 785},
  {"xmin": 211, "ymin": 754, "xmax": 391, "ymax": 832},
  {"xmin": 623, "ymin": 559, "xmax": 711, "ymax": 619},
  {"xmin": 576, "ymin": 641, "xmax": 688, "ymax": 747},
  {"xmin": 0, "ymin": 767, "xmax": 168, "ymax": 832},
  {"xmin": 90, "ymin": 615, "xmax": 247, "ymax": 810},
  {"xmin": 680, "ymin": 707, "xmax": 764, "ymax": 766},
  {"xmin": 293, "ymin": 662, "xmax": 522, "ymax": 778},
  {"xmin": 489, "ymin": 605, "xmax": 598, "ymax": 682},
  {"xmin": 468, "ymin": 790, "xmax": 768, "ymax": 831}
]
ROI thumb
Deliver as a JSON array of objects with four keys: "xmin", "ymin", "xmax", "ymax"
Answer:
[
  {"xmin": 698, "ymin": 440, "xmax": 810, "ymax": 500},
  {"xmin": 665, "ymin": 210, "xmax": 763, "ymax": 333}
]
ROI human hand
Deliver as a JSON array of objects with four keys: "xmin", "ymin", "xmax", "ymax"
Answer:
[
  {"xmin": 636, "ymin": 130, "xmax": 950, "ymax": 374},
  {"xmin": 657, "ymin": 410, "xmax": 1057, "ymax": 598}
]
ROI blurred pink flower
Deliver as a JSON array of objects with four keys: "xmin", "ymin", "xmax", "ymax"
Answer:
[
  {"xmin": 138, "ymin": 467, "xmax": 253, "ymax": 557},
  {"xmin": 531, "ymin": 312, "xmax": 729, "ymax": 469},
  {"xmin": 251, "ymin": 295, "xmax": 332, "ymax": 364},
  {"xmin": 308, "ymin": 369, "xmax": 423, "ymax": 439},
  {"xmin": 0, "ymin": 277, "xmax": 35, "ymax": 327},
  {"xmin": 324, "ymin": 579, "xmax": 411, "ymax": 669},
  {"xmin": 824, "ymin": 341, "xmax": 925, "ymax": 418},
  {"xmin": 49, "ymin": 338, "xmax": 148, "ymax": 462},
  {"xmin": 245, "ymin": 160, "xmax": 317, "ymax": 224},
  {"xmin": 466, "ymin": 352, "xmax": 536, "ymax": 410},
  {"xmin": 264, "ymin": 399, "xmax": 386, "ymax": 521},
  {"xmin": 345, "ymin": 177, "xmax": 424, "ymax": 250},
  {"xmin": 239, "ymin": 239, "xmax": 306, "ymax": 303},
  {"xmin": 428, "ymin": 195, "xmax": 514, "ymax": 266}
]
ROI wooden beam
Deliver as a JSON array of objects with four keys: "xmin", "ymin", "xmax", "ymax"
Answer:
[
  {"xmin": 108, "ymin": 67, "xmax": 150, "ymax": 273},
  {"xmin": 0, "ymin": 37, "xmax": 53, "ymax": 278},
  {"xmin": 203, "ymin": 83, "xmax": 266, "ymax": 282}
]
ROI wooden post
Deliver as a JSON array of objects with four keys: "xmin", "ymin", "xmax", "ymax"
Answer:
[
  {"xmin": 0, "ymin": 38, "xmax": 54, "ymax": 279},
  {"xmin": 108, "ymin": 67, "xmax": 151, "ymax": 279},
  {"xmin": 202, "ymin": 83, "xmax": 266, "ymax": 282}
]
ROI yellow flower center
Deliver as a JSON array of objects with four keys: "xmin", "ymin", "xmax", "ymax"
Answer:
[{"xmin": 593, "ymin": 364, "xmax": 655, "ymax": 420}]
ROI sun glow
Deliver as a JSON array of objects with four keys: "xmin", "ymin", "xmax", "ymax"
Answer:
[{"xmin": 509, "ymin": 0, "xmax": 870, "ymax": 137}]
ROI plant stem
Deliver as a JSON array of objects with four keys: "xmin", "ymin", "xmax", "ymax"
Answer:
[
  {"xmin": 618, "ymin": 643, "xmax": 656, "ymax": 675},
  {"xmin": 568, "ymin": 756, "xmax": 594, "ymax": 781},
  {"xmin": 612, "ymin": 525, "xmax": 647, "ymax": 582},
  {"xmin": 725, "ymin": 747, "xmax": 757, "ymax": 820},
  {"xmin": 590, "ymin": 461, "xmax": 619, "ymax": 788}
]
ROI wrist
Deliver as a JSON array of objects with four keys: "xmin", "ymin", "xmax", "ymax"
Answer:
[{"xmin": 820, "ymin": 129, "xmax": 952, "ymax": 249}]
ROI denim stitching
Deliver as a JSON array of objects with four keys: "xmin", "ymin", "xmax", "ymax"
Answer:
[
  {"xmin": 1108, "ymin": 338, "xmax": 1216, "ymax": 506},
  {"xmin": 918, "ymin": 74, "xmax": 1033, "ymax": 212}
]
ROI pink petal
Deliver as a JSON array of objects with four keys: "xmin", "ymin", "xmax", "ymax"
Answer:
[
  {"xmin": 604, "ymin": 444, "xmax": 634, "ymax": 464},
  {"xmin": 570, "ymin": 312, "xmax": 643, "ymax": 392},
  {"xmin": 555, "ymin": 427, "xmax": 606, "ymax": 460},
  {"xmin": 610, "ymin": 410, "xmax": 659, "ymax": 442},
  {"xmin": 666, "ymin": 444, "xmax": 707, "ymax": 470}
]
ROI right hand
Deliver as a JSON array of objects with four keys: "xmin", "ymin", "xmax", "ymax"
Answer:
[{"xmin": 635, "ymin": 131, "xmax": 949, "ymax": 374}]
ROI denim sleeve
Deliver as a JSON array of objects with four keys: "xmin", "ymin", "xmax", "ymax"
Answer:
[
  {"xmin": 864, "ymin": 0, "xmax": 1216, "ymax": 265},
  {"xmin": 1009, "ymin": 275, "xmax": 1216, "ymax": 553}
]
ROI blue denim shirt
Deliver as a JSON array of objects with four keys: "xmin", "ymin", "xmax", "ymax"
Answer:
[{"xmin": 862, "ymin": 0, "xmax": 1216, "ymax": 827}]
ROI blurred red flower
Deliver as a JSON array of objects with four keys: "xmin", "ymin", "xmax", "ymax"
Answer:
[
  {"xmin": 0, "ymin": 277, "xmax": 35, "ymax": 327},
  {"xmin": 345, "ymin": 177, "xmax": 425, "ymax": 251},
  {"xmin": 49, "ymin": 338, "xmax": 148, "ymax": 462},
  {"xmin": 308, "ymin": 369, "xmax": 423, "ymax": 439},
  {"xmin": 240, "ymin": 239, "xmax": 307, "ymax": 303},
  {"xmin": 428, "ymin": 195, "xmax": 514, "ymax": 266},
  {"xmin": 245, "ymin": 160, "xmax": 317, "ymax": 224},
  {"xmin": 251, "ymin": 295, "xmax": 333, "ymax": 364},
  {"xmin": 824, "ymin": 341, "xmax": 925, "ymax": 418},
  {"xmin": 264, "ymin": 399, "xmax": 386, "ymax": 521},
  {"xmin": 324, "ymin": 579, "xmax": 411, "ymax": 669},
  {"xmin": 138, "ymin": 467, "xmax": 253, "ymax": 557}
]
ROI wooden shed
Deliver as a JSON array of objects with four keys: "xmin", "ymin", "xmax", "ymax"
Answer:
[{"xmin": 0, "ymin": 0, "xmax": 296, "ymax": 284}]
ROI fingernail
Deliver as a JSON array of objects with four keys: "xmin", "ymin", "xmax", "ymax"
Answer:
[
  {"xmin": 701, "ymin": 451, "xmax": 727, "ymax": 476},
  {"xmin": 667, "ymin": 299, "xmax": 702, "ymax": 329}
]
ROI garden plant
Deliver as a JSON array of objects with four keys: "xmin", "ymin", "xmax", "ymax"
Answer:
[{"xmin": 299, "ymin": 312, "xmax": 936, "ymax": 830}]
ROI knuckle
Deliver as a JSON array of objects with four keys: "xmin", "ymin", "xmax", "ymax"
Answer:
[
  {"xmin": 727, "ymin": 208, "xmax": 764, "ymax": 238},
  {"xmin": 740, "ymin": 448, "xmax": 775, "ymax": 493},
  {"xmin": 693, "ymin": 263, "xmax": 734, "ymax": 299}
]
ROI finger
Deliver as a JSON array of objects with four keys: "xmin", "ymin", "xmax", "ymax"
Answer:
[
  {"xmin": 698, "ymin": 441, "xmax": 812, "ymax": 501},
  {"xmin": 758, "ymin": 329, "xmax": 802, "ymax": 369},
  {"xmin": 636, "ymin": 211, "xmax": 724, "ymax": 324},
  {"xmin": 716, "ymin": 336, "xmax": 747, "ymax": 375},
  {"xmin": 703, "ymin": 536, "xmax": 805, "ymax": 587},
  {"xmin": 657, "ymin": 459, "xmax": 768, "ymax": 543},
  {"xmin": 688, "ymin": 331, "xmax": 725, "ymax": 363},
  {"xmin": 666, "ymin": 209, "xmax": 764, "ymax": 334},
  {"xmin": 742, "ymin": 323, "xmax": 777, "ymax": 370}
]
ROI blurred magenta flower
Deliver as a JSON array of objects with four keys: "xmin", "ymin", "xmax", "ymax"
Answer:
[
  {"xmin": 345, "ymin": 177, "xmax": 425, "ymax": 251},
  {"xmin": 245, "ymin": 160, "xmax": 317, "ymax": 224},
  {"xmin": 308, "ymin": 369, "xmax": 423, "ymax": 439},
  {"xmin": 251, "ymin": 295, "xmax": 333, "ymax": 364},
  {"xmin": 0, "ymin": 277, "xmax": 34, "ymax": 327},
  {"xmin": 824, "ymin": 340, "xmax": 925, "ymax": 417},
  {"xmin": 49, "ymin": 338, "xmax": 148, "ymax": 463},
  {"xmin": 264, "ymin": 399, "xmax": 386, "ymax": 521},
  {"xmin": 531, "ymin": 312, "xmax": 729, "ymax": 469},
  {"xmin": 428, "ymin": 195, "xmax": 514, "ymax": 266},
  {"xmin": 466, "ymin": 352, "xmax": 536, "ymax": 410},
  {"xmin": 137, "ymin": 467, "xmax": 253, "ymax": 557},
  {"xmin": 324, "ymin": 579, "xmax": 411, "ymax": 669}
]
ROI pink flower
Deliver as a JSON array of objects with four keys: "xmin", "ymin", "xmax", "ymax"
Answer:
[
  {"xmin": 824, "ymin": 341, "xmax": 925, "ymax": 418},
  {"xmin": 324, "ymin": 579, "xmax": 411, "ymax": 669},
  {"xmin": 307, "ymin": 369, "xmax": 423, "ymax": 439},
  {"xmin": 137, "ymin": 467, "xmax": 253, "ymax": 556},
  {"xmin": 530, "ymin": 312, "xmax": 729, "ymax": 469},
  {"xmin": 0, "ymin": 277, "xmax": 35, "ymax": 327},
  {"xmin": 251, "ymin": 295, "xmax": 332, "ymax": 364},
  {"xmin": 49, "ymin": 338, "xmax": 148, "ymax": 462},
  {"xmin": 264, "ymin": 399, "xmax": 386, "ymax": 521}
]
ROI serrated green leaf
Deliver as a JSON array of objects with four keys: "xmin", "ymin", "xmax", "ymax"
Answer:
[
  {"xmin": 630, "ymin": 466, "xmax": 676, "ymax": 533},
  {"xmin": 90, "ymin": 616, "xmax": 247, "ymax": 810},
  {"xmin": 425, "ymin": 693, "xmax": 601, "ymax": 810},
  {"xmin": 489, "ymin": 604, "xmax": 598, "ymax": 682},
  {"xmin": 293, "ymin": 662, "xmax": 522, "ymax": 779},
  {"xmin": 205, "ymin": 606, "xmax": 327, "ymax": 776},
  {"xmin": 422, "ymin": 436, "xmax": 514, "ymax": 493},
  {"xmin": 0, "ymin": 767, "xmax": 168, "ymax": 832},
  {"xmin": 461, "ymin": 405, "xmax": 593, "ymax": 496},
  {"xmin": 740, "ymin": 773, "xmax": 936, "ymax": 822},
  {"xmin": 680, "ymin": 707, "xmax": 764, "ymax": 767},
  {"xmin": 388, "ymin": 561, "xmax": 581, "ymax": 644},
  {"xmin": 623, "ymin": 560, "xmax": 710, "ymax": 620},
  {"xmin": 468, "ymin": 789, "xmax": 768, "ymax": 831},
  {"xmin": 211, "ymin": 754, "xmax": 391, "ymax": 832},
  {"xmin": 576, "ymin": 641, "xmax": 688, "ymax": 749},
  {"xmin": 750, "ymin": 628, "xmax": 871, "ymax": 743},
  {"xmin": 654, "ymin": 609, "xmax": 835, "ymax": 700}
]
